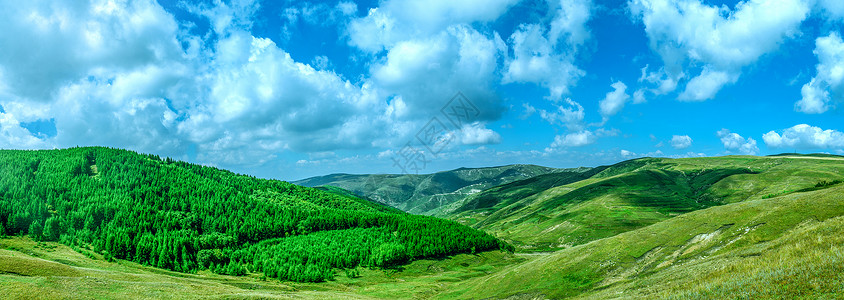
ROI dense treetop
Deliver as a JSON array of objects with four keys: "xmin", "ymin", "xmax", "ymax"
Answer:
[{"xmin": 0, "ymin": 147, "xmax": 509, "ymax": 282}]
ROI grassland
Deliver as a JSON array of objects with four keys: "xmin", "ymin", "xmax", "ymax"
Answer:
[
  {"xmin": 450, "ymin": 155, "xmax": 844, "ymax": 252},
  {"xmin": 0, "ymin": 235, "xmax": 526, "ymax": 299},
  {"xmin": 3, "ymin": 154, "xmax": 843, "ymax": 299},
  {"xmin": 442, "ymin": 183, "xmax": 844, "ymax": 299}
]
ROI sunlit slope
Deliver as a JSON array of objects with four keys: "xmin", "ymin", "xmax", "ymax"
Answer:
[
  {"xmin": 294, "ymin": 164, "xmax": 570, "ymax": 215},
  {"xmin": 451, "ymin": 155, "xmax": 844, "ymax": 251},
  {"xmin": 443, "ymin": 183, "xmax": 844, "ymax": 299}
]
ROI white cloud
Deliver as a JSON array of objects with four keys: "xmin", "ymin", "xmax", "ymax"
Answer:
[
  {"xmin": 368, "ymin": 25, "xmax": 506, "ymax": 124},
  {"xmin": 795, "ymin": 32, "xmax": 844, "ymax": 114},
  {"xmin": 678, "ymin": 68, "xmax": 737, "ymax": 101},
  {"xmin": 619, "ymin": 149, "xmax": 665, "ymax": 158},
  {"xmin": 633, "ymin": 89, "xmax": 647, "ymax": 104},
  {"xmin": 520, "ymin": 103, "xmax": 537, "ymax": 119},
  {"xmin": 504, "ymin": 23, "xmax": 584, "ymax": 100},
  {"xmin": 337, "ymin": 2, "xmax": 357, "ymax": 16},
  {"xmin": 0, "ymin": 0, "xmax": 183, "ymax": 103},
  {"xmin": 551, "ymin": 131, "xmax": 595, "ymax": 148},
  {"xmin": 458, "ymin": 123, "xmax": 502, "ymax": 145},
  {"xmin": 670, "ymin": 135, "xmax": 692, "ymax": 149},
  {"xmin": 762, "ymin": 124, "xmax": 844, "ymax": 149},
  {"xmin": 347, "ymin": 0, "xmax": 519, "ymax": 52},
  {"xmin": 0, "ymin": 112, "xmax": 49, "ymax": 149},
  {"xmin": 503, "ymin": 0, "xmax": 593, "ymax": 100},
  {"xmin": 548, "ymin": 127, "xmax": 617, "ymax": 149},
  {"xmin": 599, "ymin": 81, "xmax": 631, "ymax": 120},
  {"xmin": 629, "ymin": 0, "xmax": 810, "ymax": 100},
  {"xmin": 0, "ymin": 0, "xmax": 406, "ymax": 168},
  {"xmin": 717, "ymin": 129, "xmax": 759, "ymax": 155},
  {"xmin": 539, "ymin": 98, "xmax": 585, "ymax": 131}
]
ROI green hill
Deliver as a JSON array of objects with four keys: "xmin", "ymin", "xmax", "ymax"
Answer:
[
  {"xmin": 3, "ymin": 152, "xmax": 843, "ymax": 299},
  {"xmin": 293, "ymin": 164, "xmax": 572, "ymax": 215},
  {"xmin": 450, "ymin": 156, "xmax": 844, "ymax": 252},
  {"xmin": 443, "ymin": 180, "xmax": 844, "ymax": 299},
  {"xmin": 0, "ymin": 147, "xmax": 508, "ymax": 283}
]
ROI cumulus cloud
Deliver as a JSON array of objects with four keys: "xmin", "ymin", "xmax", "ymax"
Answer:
[
  {"xmin": 795, "ymin": 33, "xmax": 844, "ymax": 114},
  {"xmin": 549, "ymin": 127, "xmax": 617, "ymax": 148},
  {"xmin": 502, "ymin": 0, "xmax": 593, "ymax": 100},
  {"xmin": 0, "ymin": 0, "xmax": 183, "ymax": 103},
  {"xmin": 539, "ymin": 98, "xmax": 585, "ymax": 131},
  {"xmin": 670, "ymin": 135, "xmax": 692, "ymax": 149},
  {"xmin": 0, "ymin": 1, "xmax": 387, "ymax": 165},
  {"xmin": 458, "ymin": 123, "xmax": 502, "ymax": 145},
  {"xmin": 551, "ymin": 131, "xmax": 595, "ymax": 148},
  {"xmin": 347, "ymin": 0, "xmax": 519, "ymax": 52},
  {"xmin": 0, "ymin": 112, "xmax": 49, "ymax": 149},
  {"xmin": 0, "ymin": 0, "xmax": 520, "ymax": 172},
  {"xmin": 762, "ymin": 124, "xmax": 844, "ymax": 150},
  {"xmin": 717, "ymin": 129, "xmax": 759, "ymax": 155},
  {"xmin": 629, "ymin": 0, "xmax": 810, "ymax": 101},
  {"xmin": 369, "ymin": 25, "xmax": 506, "ymax": 124},
  {"xmin": 599, "ymin": 81, "xmax": 631, "ymax": 120}
]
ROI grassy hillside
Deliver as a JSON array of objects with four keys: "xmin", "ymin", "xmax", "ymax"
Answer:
[
  {"xmin": 0, "ymin": 235, "xmax": 523, "ymax": 299},
  {"xmin": 293, "ymin": 165, "xmax": 571, "ymax": 215},
  {"xmin": 0, "ymin": 147, "xmax": 508, "ymax": 283},
  {"xmin": 450, "ymin": 156, "xmax": 844, "ymax": 252},
  {"xmin": 442, "ymin": 182, "xmax": 844, "ymax": 299},
  {"xmin": 3, "ymin": 152, "xmax": 842, "ymax": 299}
]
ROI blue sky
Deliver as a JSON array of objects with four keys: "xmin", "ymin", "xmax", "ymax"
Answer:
[{"xmin": 1, "ymin": 0, "xmax": 844, "ymax": 180}]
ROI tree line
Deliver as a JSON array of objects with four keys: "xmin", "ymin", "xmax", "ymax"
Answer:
[{"xmin": 0, "ymin": 147, "xmax": 511, "ymax": 282}]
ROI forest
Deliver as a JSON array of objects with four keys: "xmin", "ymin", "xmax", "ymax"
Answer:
[{"xmin": 0, "ymin": 147, "xmax": 510, "ymax": 282}]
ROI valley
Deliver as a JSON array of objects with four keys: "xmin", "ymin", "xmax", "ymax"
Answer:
[{"xmin": 2, "ymin": 149, "xmax": 843, "ymax": 299}]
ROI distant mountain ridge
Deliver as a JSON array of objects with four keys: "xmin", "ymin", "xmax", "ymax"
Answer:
[{"xmin": 294, "ymin": 164, "xmax": 581, "ymax": 215}]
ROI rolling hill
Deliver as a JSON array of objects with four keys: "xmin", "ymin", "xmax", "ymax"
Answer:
[
  {"xmin": 449, "ymin": 155, "xmax": 844, "ymax": 252},
  {"xmin": 2, "ymin": 151, "xmax": 843, "ymax": 299},
  {"xmin": 443, "ymin": 177, "xmax": 844, "ymax": 299},
  {"xmin": 293, "ymin": 164, "xmax": 576, "ymax": 215},
  {"xmin": 0, "ymin": 147, "xmax": 508, "ymax": 283}
]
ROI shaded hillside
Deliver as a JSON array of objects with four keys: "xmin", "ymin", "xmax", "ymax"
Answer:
[
  {"xmin": 0, "ymin": 147, "xmax": 508, "ymax": 283},
  {"xmin": 294, "ymin": 165, "xmax": 572, "ymax": 215},
  {"xmin": 450, "ymin": 155, "xmax": 844, "ymax": 252}
]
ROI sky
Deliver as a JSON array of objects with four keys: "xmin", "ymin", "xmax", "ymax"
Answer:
[{"xmin": 1, "ymin": 0, "xmax": 844, "ymax": 181}]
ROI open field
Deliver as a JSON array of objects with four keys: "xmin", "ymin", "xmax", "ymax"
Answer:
[{"xmin": 0, "ymin": 236, "xmax": 525, "ymax": 299}]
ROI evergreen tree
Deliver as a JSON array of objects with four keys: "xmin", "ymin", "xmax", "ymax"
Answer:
[{"xmin": 0, "ymin": 147, "xmax": 510, "ymax": 282}]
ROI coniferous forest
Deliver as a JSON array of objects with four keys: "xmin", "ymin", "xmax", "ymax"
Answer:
[{"xmin": 0, "ymin": 147, "xmax": 510, "ymax": 282}]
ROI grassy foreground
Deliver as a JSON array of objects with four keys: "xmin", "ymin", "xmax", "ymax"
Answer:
[
  {"xmin": 0, "ymin": 236, "xmax": 523, "ymax": 299},
  {"xmin": 442, "ymin": 183, "xmax": 844, "ymax": 299}
]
